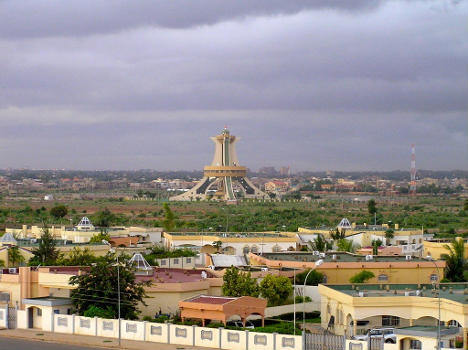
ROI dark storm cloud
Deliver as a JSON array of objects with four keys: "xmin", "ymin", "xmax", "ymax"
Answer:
[
  {"xmin": 0, "ymin": 0, "xmax": 466, "ymax": 170},
  {"xmin": 0, "ymin": 0, "xmax": 382, "ymax": 39}
]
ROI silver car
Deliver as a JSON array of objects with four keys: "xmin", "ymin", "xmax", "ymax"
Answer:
[{"xmin": 353, "ymin": 328, "xmax": 396, "ymax": 343}]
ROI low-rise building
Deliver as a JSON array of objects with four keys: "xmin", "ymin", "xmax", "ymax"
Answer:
[
  {"xmin": 317, "ymin": 283, "xmax": 468, "ymax": 348},
  {"xmin": 249, "ymin": 251, "xmax": 445, "ymax": 284},
  {"xmin": 163, "ymin": 231, "xmax": 297, "ymax": 256}
]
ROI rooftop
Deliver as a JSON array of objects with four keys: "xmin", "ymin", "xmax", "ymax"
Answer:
[
  {"xmin": 166, "ymin": 231, "xmax": 292, "ymax": 238},
  {"xmin": 326, "ymin": 283, "xmax": 468, "ymax": 304},
  {"xmin": 259, "ymin": 251, "xmax": 430, "ymax": 263},
  {"xmin": 186, "ymin": 295, "xmax": 236, "ymax": 305},
  {"xmin": 395, "ymin": 326, "xmax": 460, "ymax": 337}
]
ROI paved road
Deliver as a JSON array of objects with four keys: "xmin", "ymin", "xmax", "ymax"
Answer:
[{"xmin": 0, "ymin": 336, "xmax": 110, "ymax": 350}]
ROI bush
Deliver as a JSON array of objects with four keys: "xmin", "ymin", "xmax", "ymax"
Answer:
[
  {"xmin": 294, "ymin": 295, "xmax": 312, "ymax": 303},
  {"xmin": 295, "ymin": 269, "xmax": 324, "ymax": 286},
  {"xmin": 83, "ymin": 305, "xmax": 114, "ymax": 319},
  {"xmin": 350, "ymin": 270, "xmax": 375, "ymax": 283}
]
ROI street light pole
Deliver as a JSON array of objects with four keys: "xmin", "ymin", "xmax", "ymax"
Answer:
[
  {"xmin": 103, "ymin": 240, "xmax": 121, "ymax": 347},
  {"xmin": 426, "ymin": 256, "xmax": 441, "ymax": 350},
  {"xmin": 117, "ymin": 254, "xmax": 121, "ymax": 348},
  {"xmin": 303, "ymin": 259, "xmax": 323, "ymax": 332}
]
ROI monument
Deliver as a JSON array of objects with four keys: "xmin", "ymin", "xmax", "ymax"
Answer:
[{"xmin": 170, "ymin": 127, "xmax": 267, "ymax": 202}]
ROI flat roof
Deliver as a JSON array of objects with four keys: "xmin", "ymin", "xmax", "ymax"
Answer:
[
  {"xmin": 186, "ymin": 295, "xmax": 236, "ymax": 305},
  {"xmin": 326, "ymin": 283, "xmax": 468, "ymax": 304},
  {"xmin": 259, "ymin": 251, "xmax": 430, "ymax": 263},
  {"xmin": 23, "ymin": 297, "xmax": 72, "ymax": 306},
  {"xmin": 166, "ymin": 231, "xmax": 292, "ymax": 238},
  {"xmin": 395, "ymin": 326, "xmax": 459, "ymax": 337}
]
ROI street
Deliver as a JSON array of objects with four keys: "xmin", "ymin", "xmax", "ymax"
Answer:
[{"xmin": 0, "ymin": 336, "xmax": 109, "ymax": 350}]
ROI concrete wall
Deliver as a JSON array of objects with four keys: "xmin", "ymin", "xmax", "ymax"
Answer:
[
  {"xmin": 156, "ymin": 257, "xmax": 196, "ymax": 269},
  {"xmin": 22, "ymin": 306, "xmax": 303, "ymax": 350},
  {"xmin": 74, "ymin": 316, "xmax": 95, "ymax": 336},
  {"xmin": 0, "ymin": 305, "xmax": 7, "ymax": 328},
  {"xmin": 265, "ymin": 302, "xmax": 319, "ymax": 318}
]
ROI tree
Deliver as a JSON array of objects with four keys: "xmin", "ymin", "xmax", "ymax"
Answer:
[
  {"xmin": 308, "ymin": 234, "xmax": 331, "ymax": 253},
  {"xmin": 50, "ymin": 205, "xmax": 68, "ymax": 220},
  {"xmin": 162, "ymin": 203, "xmax": 175, "ymax": 231},
  {"xmin": 464, "ymin": 199, "xmax": 468, "ymax": 212},
  {"xmin": 212, "ymin": 240, "xmax": 223, "ymax": 253},
  {"xmin": 367, "ymin": 199, "xmax": 377, "ymax": 215},
  {"xmin": 29, "ymin": 225, "xmax": 60, "ymax": 266},
  {"xmin": 385, "ymin": 229, "xmax": 394, "ymax": 245},
  {"xmin": 337, "ymin": 239, "xmax": 356, "ymax": 253},
  {"xmin": 89, "ymin": 232, "xmax": 111, "ymax": 244},
  {"xmin": 69, "ymin": 253, "xmax": 148, "ymax": 320},
  {"xmin": 330, "ymin": 228, "xmax": 345, "ymax": 241},
  {"xmin": 0, "ymin": 259, "xmax": 5, "ymax": 267},
  {"xmin": 371, "ymin": 239, "xmax": 383, "ymax": 255},
  {"xmin": 93, "ymin": 208, "xmax": 115, "ymax": 228},
  {"xmin": 57, "ymin": 247, "xmax": 98, "ymax": 266},
  {"xmin": 350, "ymin": 270, "xmax": 375, "ymax": 283},
  {"xmin": 259, "ymin": 274, "xmax": 293, "ymax": 306},
  {"xmin": 295, "ymin": 269, "xmax": 324, "ymax": 286},
  {"xmin": 441, "ymin": 239, "xmax": 468, "ymax": 282},
  {"xmin": 8, "ymin": 246, "xmax": 25, "ymax": 267},
  {"xmin": 222, "ymin": 266, "xmax": 259, "ymax": 297}
]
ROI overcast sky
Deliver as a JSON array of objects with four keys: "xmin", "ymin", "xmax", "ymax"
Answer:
[{"xmin": 0, "ymin": 0, "xmax": 466, "ymax": 171}]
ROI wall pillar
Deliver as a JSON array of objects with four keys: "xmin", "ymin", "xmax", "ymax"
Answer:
[
  {"xmin": 409, "ymin": 319, "xmax": 414, "ymax": 327},
  {"xmin": 463, "ymin": 327, "xmax": 467, "ymax": 350},
  {"xmin": 353, "ymin": 319, "xmax": 357, "ymax": 337}
]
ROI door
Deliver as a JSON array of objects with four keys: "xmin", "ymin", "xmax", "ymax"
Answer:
[{"xmin": 28, "ymin": 307, "xmax": 33, "ymax": 328}]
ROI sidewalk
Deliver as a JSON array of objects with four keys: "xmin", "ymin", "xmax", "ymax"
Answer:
[{"xmin": 0, "ymin": 328, "xmax": 218, "ymax": 350}]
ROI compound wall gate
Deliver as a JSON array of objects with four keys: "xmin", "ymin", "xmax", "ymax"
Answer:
[
  {"xmin": 304, "ymin": 332, "xmax": 346, "ymax": 350},
  {"xmin": 7, "ymin": 307, "xmax": 17, "ymax": 329}
]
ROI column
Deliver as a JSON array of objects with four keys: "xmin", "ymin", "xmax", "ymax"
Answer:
[
  {"xmin": 463, "ymin": 327, "xmax": 467, "ymax": 350},
  {"xmin": 353, "ymin": 319, "xmax": 357, "ymax": 337},
  {"xmin": 409, "ymin": 319, "xmax": 414, "ymax": 327}
]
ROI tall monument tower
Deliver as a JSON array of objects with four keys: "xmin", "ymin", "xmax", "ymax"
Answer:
[{"xmin": 170, "ymin": 127, "xmax": 267, "ymax": 202}]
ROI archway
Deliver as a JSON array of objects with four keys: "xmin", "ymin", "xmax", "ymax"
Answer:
[
  {"xmin": 26, "ymin": 306, "xmax": 43, "ymax": 329},
  {"xmin": 222, "ymin": 246, "xmax": 235, "ymax": 255}
]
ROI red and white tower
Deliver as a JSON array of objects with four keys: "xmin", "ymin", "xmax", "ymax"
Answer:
[{"xmin": 409, "ymin": 144, "xmax": 417, "ymax": 195}]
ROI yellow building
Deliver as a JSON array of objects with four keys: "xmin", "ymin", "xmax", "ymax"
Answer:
[
  {"xmin": 318, "ymin": 283, "xmax": 468, "ymax": 348},
  {"xmin": 424, "ymin": 237, "xmax": 468, "ymax": 259},
  {"xmin": 5, "ymin": 218, "xmax": 162, "ymax": 244},
  {"xmin": 249, "ymin": 252, "xmax": 445, "ymax": 284}
]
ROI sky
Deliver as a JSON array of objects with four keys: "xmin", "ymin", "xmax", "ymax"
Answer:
[{"xmin": 0, "ymin": 0, "xmax": 467, "ymax": 171}]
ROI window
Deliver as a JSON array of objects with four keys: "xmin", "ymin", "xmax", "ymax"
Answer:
[
  {"xmin": 448, "ymin": 320, "xmax": 461, "ymax": 327},
  {"xmin": 243, "ymin": 246, "xmax": 250, "ymax": 254},
  {"xmin": 430, "ymin": 274, "xmax": 438, "ymax": 281},
  {"xmin": 409, "ymin": 339, "xmax": 422, "ymax": 350},
  {"xmin": 173, "ymin": 258, "xmax": 179, "ymax": 264},
  {"xmin": 378, "ymin": 274, "xmax": 388, "ymax": 281},
  {"xmin": 53, "ymin": 309, "xmax": 60, "ymax": 314},
  {"xmin": 37, "ymin": 309, "xmax": 42, "ymax": 316},
  {"xmin": 251, "ymin": 245, "xmax": 258, "ymax": 253},
  {"xmin": 382, "ymin": 315, "xmax": 400, "ymax": 326},
  {"xmin": 322, "ymin": 275, "xmax": 328, "ymax": 283},
  {"xmin": 161, "ymin": 260, "xmax": 166, "ymax": 266},
  {"xmin": 186, "ymin": 258, "xmax": 191, "ymax": 263}
]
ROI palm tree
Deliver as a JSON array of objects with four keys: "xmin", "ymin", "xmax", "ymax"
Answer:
[
  {"xmin": 307, "ymin": 234, "xmax": 331, "ymax": 253},
  {"xmin": 385, "ymin": 229, "xmax": 394, "ymax": 245},
  {"xmin": 441, "ymin": 239, "xmax": 467, "ymax": 282},
  {"xmin": 8, "ymin": 246, "xmax": 25, "ymax": 267}
]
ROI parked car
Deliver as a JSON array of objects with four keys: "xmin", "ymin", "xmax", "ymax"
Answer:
[
  {"xmin": 353, "ymin": 328, "xmax": 396, "ymax": 343},
  {"xmin": 226, "ymin": 320, "xmax": 255, "ymax": 329}
]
